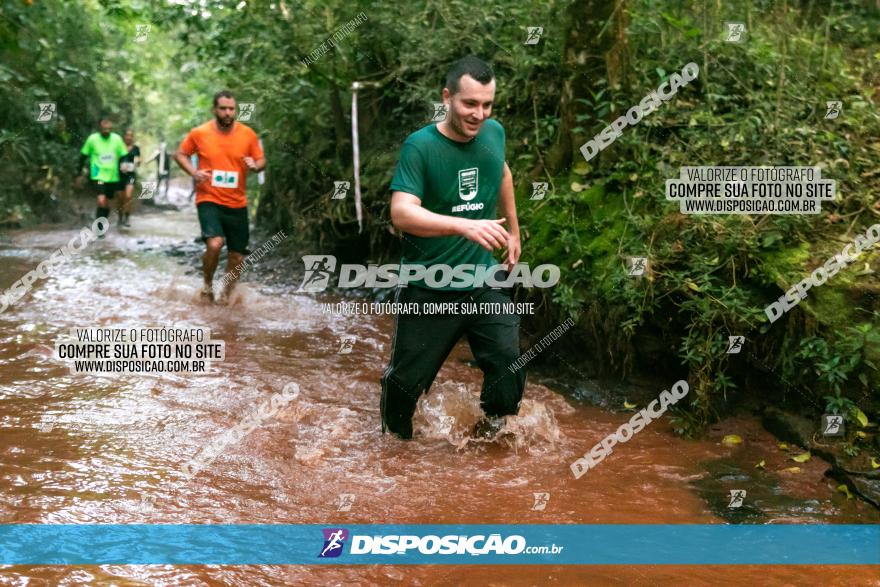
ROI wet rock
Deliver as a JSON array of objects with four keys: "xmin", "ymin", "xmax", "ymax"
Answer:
[
  {"xmin": 570, "ymin": 380, "xmax": 611, "ymax": 409},
  {"xmin": 826, "ymin": 468, "xmax": 880, "ymax": 508},
  {"xmin": 761, "ymin": 408, "xmax": 815, "ymax": 447},
  {"xmin": 691, "ymin": 459, "xmax": 769, "ymax": 523},
  {"xmin": 762, "ymin": 407, "xmax": 880, "ymax": 510}
]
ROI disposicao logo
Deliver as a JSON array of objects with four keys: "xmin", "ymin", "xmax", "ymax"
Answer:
[
  {"xmin": 319, "ymin": 528, "xmax": 349, "ymax": 558},
  {"xmin": 349, "ymin": 533, "xmax": 527, "ymax": 555},
  {"xmin": 297, "ymin": 255, "xmax": 560, "ymax": 291}
]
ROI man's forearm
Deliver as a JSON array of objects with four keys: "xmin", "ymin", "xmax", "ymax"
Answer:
[
  {"xmin": 173, "ymin": 152, "xmax": 196, "ymax": 176},
  {"xmin": 497, "ymin": 169, "xmax": 520, "ymax": 236},
  {"xmin": 254, "ymin": 157, "xmax": 266, "ymax": 172},
  {"xmin": 78, "ymin": 154, "xmax": 88, "ymax": 176},
  {"xmin": 497, "ymin": 200, "xmax": 520, "ymax": 237},
  {"xmin": 392, "ymin": 204, "xmax": 463, "ymax": 238}
]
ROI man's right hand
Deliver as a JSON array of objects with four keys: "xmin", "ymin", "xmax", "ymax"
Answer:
[
  {"xmin": 458, "ymin": 218, "xmax": 509, "ymax": 251},
  {"xmin": 193, "ymin": 169, "xmax": 211, "ymax": 183}
]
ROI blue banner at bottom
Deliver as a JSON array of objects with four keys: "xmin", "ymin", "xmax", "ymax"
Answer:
[{"xmin": 0, "ymin": 524, "xmax": 876, "ymax": 565}]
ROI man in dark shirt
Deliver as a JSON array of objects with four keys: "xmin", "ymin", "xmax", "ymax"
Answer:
[{"xmin": 381, "ymin": 56, "xmax": 525, "ymax": 441}]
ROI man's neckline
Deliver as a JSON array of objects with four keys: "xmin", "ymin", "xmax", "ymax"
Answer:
[
  {"xmin": 212, "ymin": 120, "xmax": 237, "ymax": 135},
  {"xmin": 433, "ymin": 121, "xmax": 477, "ymax": 145}
]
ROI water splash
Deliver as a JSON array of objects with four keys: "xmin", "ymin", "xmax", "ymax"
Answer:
[{"xmin": 412, "ymin": 380, "xmax": 562, "ymax": 451}]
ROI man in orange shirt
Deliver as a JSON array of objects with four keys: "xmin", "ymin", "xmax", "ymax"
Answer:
[{"xmin": 175, "ymin": 90, "xmax": 266, "ymax": 303}]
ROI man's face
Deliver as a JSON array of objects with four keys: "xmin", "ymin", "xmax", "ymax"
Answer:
[
  {"xmin": 214, "ymin": 97, "xmax": 236, "ymax": 128},
  {"xmin": 444, "ymin": 74, "xmax": 495, "ymax": 140},
  {"xmin": 99, "ymin": 120, "xmax": 112, "ymax": 137},
  {"xmin": 124, "ymin": 130, "xmax": 134, "ymax": 144}
]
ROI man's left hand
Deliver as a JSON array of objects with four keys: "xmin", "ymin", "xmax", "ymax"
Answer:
[{"xmin": 243, "ymin": 156, "xmax": 259, "ymax": 171}]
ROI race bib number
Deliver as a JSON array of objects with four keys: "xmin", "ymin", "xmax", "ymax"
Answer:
[
  {"xmin": 99, "ymin": 154, "xmax": 114, "ymax": 164},
  {"xmin": 120, "ymin": 162, "xmax": 135, "ymax": 172},
  {"xmin": 211, "ymin": 170, "xmax": 239, "ymax": 189}
]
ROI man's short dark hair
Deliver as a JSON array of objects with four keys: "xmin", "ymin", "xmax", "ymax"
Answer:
[
  {"xmin": 213, "ymin": 90, "xmax": 235, "ymax": 106},
  {"xmin": 99, "ymin": 115, "xmax": 112, "ymax": 123},
  {"xmin": 445, "ymin": 56, "xmax": 494, "ymax": 95}
]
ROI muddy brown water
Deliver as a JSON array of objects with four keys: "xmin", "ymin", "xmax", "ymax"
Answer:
[{"xmin": 0, "ymin": 193, "xmax": 877, "ymax": 585}]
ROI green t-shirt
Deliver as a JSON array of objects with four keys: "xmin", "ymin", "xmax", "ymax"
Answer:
[
  {"xmin": 389, "ymin": 119, "xmax": 506, "ymax": 290},
  {"xmin": 80, "ymin": 132, "xmax": 128, "ymax": 182}
]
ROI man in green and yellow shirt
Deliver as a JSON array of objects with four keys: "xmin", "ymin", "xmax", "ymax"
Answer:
[{"xmin": 76, "ymin": 116, "xmax": 129, "ymax": 231}]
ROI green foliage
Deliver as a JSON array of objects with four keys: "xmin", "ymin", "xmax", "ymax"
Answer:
[
  {"xmin": 520, "ymin": 0, "xmax": 880, "ymax": 429},
  {"xmin": 139, "ymin": 0, "xmax": 564, "ymax": 248},
  {"xmin": 841, "ymin": 442, "xmax": 861, "ymax": 458},
  {"xmin": 668, "ymin": 406, "xmax": 703, "ymax": 439},
  {"xmin": 798, "ymin": 323, "xmax": 880, "ymax": 423},
  {"xmin": 824, "ymin": 390, "xmax": 858, "ymax": 419},
  {"xmin": 0, "ymin": 0, "xmax": 126, "ymax": 223},
  {"xmin": 0, "ymin": 1, "xmax": 225, "ymax": 226}
]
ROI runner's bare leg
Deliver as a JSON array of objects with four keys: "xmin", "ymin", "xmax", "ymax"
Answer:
[
  {"xmin": 202, "ymin": 236, "xmax": 223, "ymax": 299},
  {"xmin": 115, "ymin": 189, "xmax": 125, "ymax": 222},
  {"xmin": 123, "ymin": 183, "xmax": 133, "ymax": 215},
  {"xmin": 220, "ymin": 251, "xmax": 244, "ymax": 300}
]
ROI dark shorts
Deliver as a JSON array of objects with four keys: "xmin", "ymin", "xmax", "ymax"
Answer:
[
  {"xmin": 120, "ymin": 173, "xmax": 136, "ymax": 186},
  {"xmin": 90, "ymin": 179, "xmax": 122, "ymax": 198},
  {"xmin": 197, "ymin": 202, "xmax": 249, "ymax": 254}
]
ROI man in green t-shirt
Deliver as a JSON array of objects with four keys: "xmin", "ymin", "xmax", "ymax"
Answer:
[
  {"xmin": 381, "ymin": 55, "xmax": 526, "ymax": 440},
  {"xmin": 76, "ymin": 116, "xmax": 128, "ymax": 231}
]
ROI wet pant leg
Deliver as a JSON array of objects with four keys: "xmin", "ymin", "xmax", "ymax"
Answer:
[
  {"xmin": 465, "ymin": 287, "xmax": 526, "ymax": 418},
  {"xmin": 380, "ymin": 286, "xmax": 465, "ymax": 439}
]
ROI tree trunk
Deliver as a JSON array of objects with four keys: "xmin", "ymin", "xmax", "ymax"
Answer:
[
  {"xmin": 538, "ymin": 0, "xmax": 623, "ymax": 177},
  {"xmin": 329, "ymin": 78, "xmax": 348, "ymax": 161}
]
